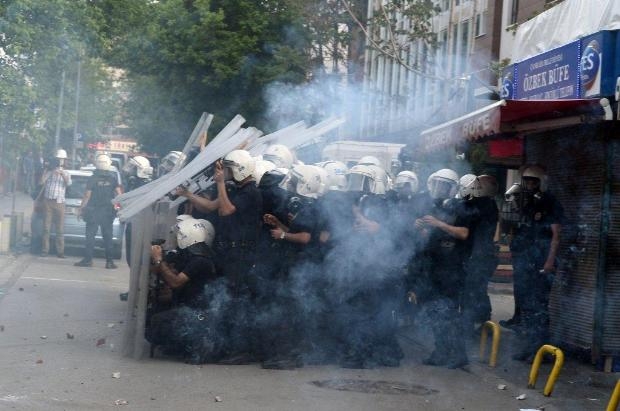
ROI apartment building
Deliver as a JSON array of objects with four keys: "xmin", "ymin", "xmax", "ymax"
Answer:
[{"xmin": 358, "ymin": 0, "xmax": 502, "ymax": 141}]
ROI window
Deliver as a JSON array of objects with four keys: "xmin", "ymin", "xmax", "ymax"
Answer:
[
  {"xmin": 510, "ymin": 0, "xmax": 519, "ymax": 25},
  {"xmin": 475, "ymin": 13, "xmax": 486, "ymax": 37}
]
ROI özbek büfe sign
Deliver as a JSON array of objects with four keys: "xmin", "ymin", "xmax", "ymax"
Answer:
[{"xmin": 515, "ymin": 40, "xmax": 580, "ymax": 100}]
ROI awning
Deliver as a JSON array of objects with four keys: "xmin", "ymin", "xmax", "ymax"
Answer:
[{"xmin": 419, "ymin": 98, "xmax": 606, "ymax": 153}]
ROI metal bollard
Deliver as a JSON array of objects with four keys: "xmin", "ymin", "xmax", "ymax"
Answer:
[
  {"xmin": 479, "ymin": 320, "xmax": 501, "ymax": 367},
  {"xmin": 528, "ymin": 344, "xmax": 564, "ymax": 396},
  {"xmin": 607, "ymin": 379, "xmax": 620, "ymax": 411}
]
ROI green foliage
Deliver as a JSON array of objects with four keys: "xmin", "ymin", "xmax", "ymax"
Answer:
[
  {"xmin": 0, "ymin": 0, "xmax": 119, "ymax": 160},
  {"xmin": 99, "ymin": 0, "xmax": 314, "ymax": 154}
]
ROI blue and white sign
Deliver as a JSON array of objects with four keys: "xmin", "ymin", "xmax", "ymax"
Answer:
[
  {"xmin": 508, "ymin": 30, "xmax": 619, "ymax": 100},
  {"xmin": 515, "ymin": 40, "xmax": 581, "ymax": 100},
  {"xmin": 500, "ymin": 66, "xmax": 515, "ymax": 99}
]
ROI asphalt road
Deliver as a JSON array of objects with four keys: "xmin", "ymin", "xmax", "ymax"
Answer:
[{"xmin": 0, "ymin": 191, "xmax": 615, "ymax": 410}]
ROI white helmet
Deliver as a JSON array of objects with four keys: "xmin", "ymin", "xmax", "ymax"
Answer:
[
  {"xmin": 358, "ymin": 155, "xmax": 382, "ymax": 167},
  {"xmin": 173, "ymin": 214, "xmax": 192, "ymax": 231},
  {"xmin": 316, "ymin": 160, "xmax": 348, "ymax": 191},
  {"xmin": 223, "ymin": 149, "xmax": 256, "ymax": 182},
  {"xmin": 458, "ymin": 174, "xmax": 480, "ymax": 200},
  {"xmin": 252, "ymin": 159, "xmax": 276, "ymax": 184},
  {"xmin": 95, "ymin": 154, "xmax": 112, "ymax": 171},
  {"xmin": 55, "ymin": 149, "xmax": 68, "ymax": 159},
  {"xmin": 279, "ymin": 164, "xmax": 325, "ymax": 199},
  {"xmin": 159, "ymin": 151, "xmax": 185, "ymax": 176},
  {"xmin": 263, "ymin": 144, "xmax": 294, "ymax": 169},
  {"xmin": 427, "ymin": 168, "xmax": 459, "ymax": 200},
  {"xmin": 347, "ymin": 164, "xmax": 388, "ymax": 195},
  {"xmin": 478, "ymin": 174, "xmax": 498, "ymax": 198},
  {"xmin": 521, "ymin": 164, "xmax": 547, "ymax": 192},
  {"xmin": 395, "ymin": 170, "xmax": 419, "ymax": 194},
  {"xmin": 176, "ymin": 218, "xmax": 215, "ymax": 249},
  {"xmin": 124, "ymin": 156, "xmax": 153, "ymax": 179}
]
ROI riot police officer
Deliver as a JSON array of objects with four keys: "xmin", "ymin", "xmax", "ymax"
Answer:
[
  {"xmin": 458, "ymin": 174, "xmax": 499, "ymax": 336},
  {"xmin": 414, "ymin": 168, "xmax": 472, "ymax": 369},
  {"xmin": 146, "ymin": 218, "xmax": 219, "ymax": 364},
  {"xmin": 507, "ymin": 165, "xmax": 564, "ymax": 361}
]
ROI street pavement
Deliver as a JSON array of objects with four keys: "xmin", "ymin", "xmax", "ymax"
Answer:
[{"xmin": 0, "ymin": 190, "xmax": 617, "ymax": 410}]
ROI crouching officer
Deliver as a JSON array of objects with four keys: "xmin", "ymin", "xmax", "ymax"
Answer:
[{"xmin": 146, "ymin": 218, "xmax": 220, "ymax": 364}]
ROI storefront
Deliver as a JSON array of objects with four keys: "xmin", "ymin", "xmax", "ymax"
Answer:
[{"xmin": 418, "ymin": 29, "xmax": 620, "ymax": 368}]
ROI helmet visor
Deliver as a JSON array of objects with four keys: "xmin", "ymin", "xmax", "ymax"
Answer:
[
  {"xmin": 429, "ymin": 178, "xmax": 456, "ymax": 199},
  {"xmin": 346, "ymin": 173, "xmax": 371, "ymax": 192}
]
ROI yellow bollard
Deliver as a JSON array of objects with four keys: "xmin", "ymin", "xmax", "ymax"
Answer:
[
  {"xmin": 607, "ymin": 379, "xmax": 620, "ymax": 411},
  {"xmin": 528, "ymin": 344, "xmax": 564, "ymax": 396},
  {"xmin": 479, "ymin": 321, "xmax": 501, "ymax": 367}
]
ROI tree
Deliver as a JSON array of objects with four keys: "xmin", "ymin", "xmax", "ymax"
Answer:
[
  {"xmin": 96, "ymin": 0, "xmax": 314, "ymax": 154},
  {"xmin": 0, "ymin": 0, "xmax": 120, "ymax": 159},
  {"xmin": 342, "ymin": 0, "xmax": 440, "ymax": 76}
]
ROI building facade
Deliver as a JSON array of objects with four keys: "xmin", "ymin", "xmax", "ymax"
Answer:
[{"xmin": 359, "ymin": 0, "xmax": 502, "ymax": 141}]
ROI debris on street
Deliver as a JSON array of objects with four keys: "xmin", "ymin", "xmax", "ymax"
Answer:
[
  {"xmin": 96, "ymin": 338, "xmax": 106, "ymax": 346},
  {"xmin": 214, "ymin": 396, "xmax": 223, "ymax": 402},
  {"xmin": 114, "ymin": 399, "xmax": 128, "ymax": 405},
  {"xmin": 66, "ymin": 333, "xmax": 74, "ymax": 339},
  {"xmin": 497, "ymin": 384, "xmax": 507, "ymax": 390},
  {"xmin": 516, "ymin": 394, "xmax": 527, "ymax": 400},
  {"xmin": 112, "ymin": 372, "xmax": 121, "ymax": 379}
]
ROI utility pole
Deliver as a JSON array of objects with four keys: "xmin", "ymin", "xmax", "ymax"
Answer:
[
  {"xmin": 72, "ymin": 59, "xmax": 81, "ymax": 167},
  {"xmin": 54, "ymin": 69, "xmax": 66, "ymax": 152}
]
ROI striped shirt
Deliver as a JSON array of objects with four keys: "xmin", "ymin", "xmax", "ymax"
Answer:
[{"xmin": 43, "ymin": 169, "xmax": 72, "ymax": 203}]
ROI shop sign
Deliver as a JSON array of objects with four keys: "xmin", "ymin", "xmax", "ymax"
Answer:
[
  {"xmin": 515, "ymin": 40, "xmax": 580, "ymax": 100},
  {"xmin": 502, "ymin": 30, "xmax": 617, "ymax": 100}
]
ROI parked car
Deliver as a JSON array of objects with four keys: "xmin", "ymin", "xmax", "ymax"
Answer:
[{"xmin": 31, "ymin": 169, "xmax": 124, "ymax": 259}]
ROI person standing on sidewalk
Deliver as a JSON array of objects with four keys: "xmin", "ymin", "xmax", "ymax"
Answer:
[
  {"xmin": 75, "ymin": 154, "xmax": 122, "ymax": 269},
  {"xmin": 40, "ymin": 149, "xmax": 71, "ymax": 258}
]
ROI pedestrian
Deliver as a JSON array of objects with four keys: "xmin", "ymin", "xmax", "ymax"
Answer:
[
  {"xmin": 74, "ymin": 154, "xmax": 122, "ymax": 269},
  {"xmin": 507, "ymin": 165, "xmax": 564, "ymax": 361},
  {"xmin": 39, "ymin": 149, "xmax": 71, "ymax": 258}
]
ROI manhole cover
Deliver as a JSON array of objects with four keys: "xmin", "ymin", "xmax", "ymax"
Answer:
[{"xmin": 311, "ymin": 379, "xmax": 438, "ymax": 396}]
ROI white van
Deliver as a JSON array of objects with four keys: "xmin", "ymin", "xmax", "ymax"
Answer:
[{"xmin": 321, "ymin": 140, "xmax": 405, "ymax": 175}]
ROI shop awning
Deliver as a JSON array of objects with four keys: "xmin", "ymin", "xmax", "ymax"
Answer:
[{"xmin": 419, "ymin": 98, "xmax": 606, "ymax": 152}]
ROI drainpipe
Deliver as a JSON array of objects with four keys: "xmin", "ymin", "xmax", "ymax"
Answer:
[{"xmin": 592, "ymin": 123, "xmax": 612, "ymax": 363}]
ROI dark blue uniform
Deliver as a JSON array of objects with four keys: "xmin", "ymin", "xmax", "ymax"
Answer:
[{"xmin": 510, "ymin": 191, "xmax": 564, "ymax": 359}]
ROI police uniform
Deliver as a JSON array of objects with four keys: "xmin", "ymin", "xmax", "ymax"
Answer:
[
  {"xmin": 213, "ymin": 180, "xmax": 262, "ymax": 360},
  {"xmin": 418, "ymin": 196, "xmax": 473, "ymax": 368},
  {"xmin": 510, "ymin": 190, "xmax": 564, "ymax": 359},
  {"xmin": 330, "ymin": 193, "xmax": 404, "ymax": 368},
  {"xmin": 461, "ymin": 196, "xmax": 499, "ymax": 332},
  {"xmin": 146, "ymin": 244, "xmax": 220, "ymax": 363},
  {"xmin": 82, "ymin": 170, "xmax": 120, "ymax": 264}
]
